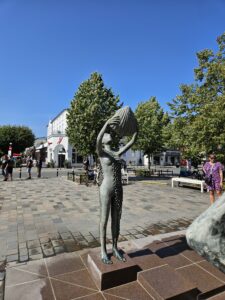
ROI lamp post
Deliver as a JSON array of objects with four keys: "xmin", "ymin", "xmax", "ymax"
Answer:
[{"xmin": 8, "ymin": 142, "xmax": 12, "ymax": 158}]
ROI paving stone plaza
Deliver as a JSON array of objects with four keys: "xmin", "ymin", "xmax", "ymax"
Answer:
[
  {"xmin": 2, "ymin": 172, "xmax": 224, "ymax": 300},
  {"xmin": 0, "ymin": 174, "xmax": 209, "ymax": 264}
]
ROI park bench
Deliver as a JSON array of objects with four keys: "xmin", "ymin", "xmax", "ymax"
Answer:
[
  {"xmin": 158, "ymin": 169, "xmax": 174, "ymax": 177},
  {"xmin": 67, "ymin": 171, "xmax": 75, "ymax": 181},
  {"xmin": 67, "ymin": 171, "xmax": 88, "ymax": 184},
  {"xmin": 75, "ymin": 173, "xmax": 88, "ymax": 184},
  {"xmin": 171, "ymin": 177, "xmax": 206, "ymax": 193}
]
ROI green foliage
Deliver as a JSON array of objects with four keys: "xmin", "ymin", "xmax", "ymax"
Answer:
[
  {"xmin": 134, "ymin": 97, "xmax": 169, "ymax": 168},
  {"xmin": 47, "ymin": 160, "xmax": 55, "ymax": 168},
  {"xmin": 64, "ymin": 159, "xmax": 71, "ymax": 168},
  {"xmin": 168, "ymin": 32, "xmax": 225, "ymax": 164},
  {"xmin": 0, "ymin": 125, "xmax": 35, "ymax": 155},
  {"xmin": 135, "ymin": 169, "xmax": 153, "ymax": 177},
  {"xmin": 66, "ymin": 72, "xmax": 122, "ymax": 156},
  {"xmin": 134, "ymin": 169, "xmax": 145, "ymax": 176}
]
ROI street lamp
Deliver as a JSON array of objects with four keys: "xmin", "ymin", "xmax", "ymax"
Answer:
[{"xmin": 8, "ymin": 142, "xmax": 12, "ymax": 158}]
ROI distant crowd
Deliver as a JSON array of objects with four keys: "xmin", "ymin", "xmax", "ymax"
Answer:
[{"xmin": 0, "ymin": 155, "xmax": 43, "ymax": 181}]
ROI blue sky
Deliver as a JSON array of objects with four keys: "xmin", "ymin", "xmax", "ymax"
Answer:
[{"xmin": 0, "ymin": 0, "xmax": 225, "ymax": 137}]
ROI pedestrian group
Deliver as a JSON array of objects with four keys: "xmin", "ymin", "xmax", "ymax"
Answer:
[{"xmin": 1, "ymin": 155, "xmax": 43, "ymax": 181}]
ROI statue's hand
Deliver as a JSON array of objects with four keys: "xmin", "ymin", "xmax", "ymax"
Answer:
[
  {"xmin": 107, "ymin": 116, "xmax": 120, "ymax": 130},
  {"xmin": 113, "ymin": 155, "xmax": 121, "ymax": 162}
]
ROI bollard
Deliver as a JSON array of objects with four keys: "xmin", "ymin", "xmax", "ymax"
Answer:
[
  {"xmin": 85, "ymin": 171, "xmax": 88, "ymax": 186},
  {"xmin": 57, "ymin": 168, "xmax": 59, "ymax": 177},
  {"xmin": 19, "ymin": 167, "xmax": 22, "ymax": 179},
  {"xmin": 72, "ymin": 170, "xmax": 75, "ymax": 182}
]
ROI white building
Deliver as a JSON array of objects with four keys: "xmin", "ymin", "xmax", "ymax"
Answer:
[
  {"xmin": 143, "ymin": 150, "xmax": 180, "ymax": 166},
  {"xmin": 47, "ymin": 109, "xmax": 82, "ymax": 167},
  {"xmin": 46, "ymin": 109, "xmax": 180, "ymax": 168},
  {"xmin": 121, "ymin": 149, "xmax": 144, "ymax": 166}
]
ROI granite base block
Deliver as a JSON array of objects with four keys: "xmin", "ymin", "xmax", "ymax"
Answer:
[{"xmin": 87, "ymin": 249, "xmax": 141, "ymax": 290}]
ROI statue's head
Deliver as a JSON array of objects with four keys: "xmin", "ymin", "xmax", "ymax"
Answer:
[
  {"xmin": 102, "ymin": 133, "xmax": 112, "ymax": 145},
  {"xmin": 109, "ymin": 106, "xmax": 138, "ymax": 137}
]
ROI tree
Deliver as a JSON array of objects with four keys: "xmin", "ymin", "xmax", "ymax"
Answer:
[
  {"xmin": 0, "ymin": 125, "xmax": 35, "ymax": 155},
  {"xmin": 168, "ymin": 32, "xmax": 225, "ymax": 163},
  {"xmin": 66, "ymin": 72, "xmax": 122, "ymax": 157},
  {"xmin": 133, "ymin": 97, "xmax": 169, "ymax": 169}
]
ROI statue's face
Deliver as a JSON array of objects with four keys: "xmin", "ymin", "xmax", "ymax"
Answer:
[{"xmin": 102, "ymin": 133, "xmax": 112, "ymax": 145}]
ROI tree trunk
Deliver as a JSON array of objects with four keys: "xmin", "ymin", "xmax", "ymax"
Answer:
[{"xmin": 148, "ymin": 154, "xmax": 151, "ymax": 170}]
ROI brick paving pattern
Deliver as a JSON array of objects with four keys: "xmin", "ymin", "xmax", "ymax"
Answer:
[{"xmin": 0, "ymin": 176, "xmax": 209, "ymax": 264}]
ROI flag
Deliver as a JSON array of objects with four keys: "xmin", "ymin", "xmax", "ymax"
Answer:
[{"xmin": 57, "ymin": 137, "xmax": 63, "ymax": 144}]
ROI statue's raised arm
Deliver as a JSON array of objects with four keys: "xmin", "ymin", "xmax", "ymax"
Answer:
[{"xmin": 117, "ymin": 131, "xmax": 138, "ymax": 156}]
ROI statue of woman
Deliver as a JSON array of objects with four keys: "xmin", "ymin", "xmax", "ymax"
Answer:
[{"xmin": 96, "ymin": 107, "xmax": 138, "ymax": 264}]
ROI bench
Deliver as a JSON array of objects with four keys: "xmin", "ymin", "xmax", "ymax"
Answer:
[
  {"xmin": 67, "ymin": 171, "xmax": 75, "ymax": 181},
  {"xmin": 171, "ymin": 177, "xmax": 206, "ymax": 193},
  {"xmin": 75, "ymin": 173, "xmax": 88, "ymax": 184},
  {"xmin": 67, "ymin": 171, "xmax": 88, "ymax": 184},
  {"xmin": 158, "ymin": 169, "xmax": 174, "ymax": 177}
]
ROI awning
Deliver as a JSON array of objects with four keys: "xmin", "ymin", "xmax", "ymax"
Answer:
[
  {"xmin": 13, "ymin": 153, "xmax": 21, "ymax": 157},
  {"xmin": 36, "ymin": 142, "xmax": 48, "ymax": 150}
]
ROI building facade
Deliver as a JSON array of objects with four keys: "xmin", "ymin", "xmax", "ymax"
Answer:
[
  {"xmin": 47, "ymin": 109, "xmax": 82, "ymax": 167},
  {"xmin": 46, "ymin": 109, "xmax": 180, "ymax": 168},
  {"xmin": 143, "ymin": 150, "xmax": 180, "ymax": 166}
]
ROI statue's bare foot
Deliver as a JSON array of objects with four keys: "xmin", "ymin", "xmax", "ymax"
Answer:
[
  {"xmin": 113, "ymin": 248, "xmax": 126, "ymax": 262},
  {"xmin": 101, "ymin": 253, "xmax": 113, "ymax": 264}
]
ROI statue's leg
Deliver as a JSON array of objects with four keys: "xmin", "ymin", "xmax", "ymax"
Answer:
[
  {"xmin": 111, "ymin": 197, "xmax": 126, "ymax": 262},
  {"xmin": 99, "ymin": 187, "xmax": 112, "ymax": 264}
]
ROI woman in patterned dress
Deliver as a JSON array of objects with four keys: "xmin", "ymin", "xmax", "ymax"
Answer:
[{"xmin": 203, "ymin": 153, "xmax": 224, "ymax": 204}]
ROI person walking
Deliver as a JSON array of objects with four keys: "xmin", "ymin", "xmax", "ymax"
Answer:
[
  {"xmin": 1, "ymin": 154, "xmax": 9, "ymax": 181},
  {"xmin": 26, "ymin": 156, "xmax": 33, "ymax": 179},
  {"xmin": 203, "ymin": 153, "xmax": 224, "ymax": 204},
  {"xmin": 36, "ymin": 158, "xmax": 42, "ymax": 178},
  {"xmin": 6, "ymin": 156, "xmax": 14, "ymax": 181}
]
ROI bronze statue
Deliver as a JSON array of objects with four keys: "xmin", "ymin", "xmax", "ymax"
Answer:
[{"xmin": 96, "ymin": 106, "xmax": 138, "ymax": 264}]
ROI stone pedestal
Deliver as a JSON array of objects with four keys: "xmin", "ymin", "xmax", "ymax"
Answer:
[{"xmin": 87, "ymin": 248, "xmax": 141, "ymax": 290}]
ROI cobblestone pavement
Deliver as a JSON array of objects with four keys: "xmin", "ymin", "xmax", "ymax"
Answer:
[{"xmin": 0, "ymin": 176, "xmax": 209, "ymax": 265}]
